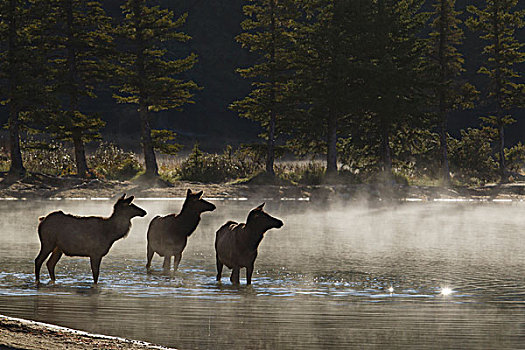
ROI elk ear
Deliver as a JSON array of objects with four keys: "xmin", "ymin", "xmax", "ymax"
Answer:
[
  {"xmin": 117, "ymin": 193, "xmax": 126, "ymax": 202},
  {"xmin": 255, "ymin": 203, "xmax": 265, "ymax": 210},
  {"xmin": 186, "ymin": 189, "xmax": 192, "ymax": 197},
  {"xmin": 124, "ymin": 196, "xmax": 134, "ymax": 204},
  {"xmin": 196, "ymin": 190, "xmax": 203, "ymax": 199}
]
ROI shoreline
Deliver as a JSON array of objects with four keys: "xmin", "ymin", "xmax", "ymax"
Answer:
[
  {"xmin": 0, "ymin": 314, "xmax": 175, "ymax": 350},
  {"xmin": 2, "ymin": 174, "xmax": 525, "ymax": 202}
]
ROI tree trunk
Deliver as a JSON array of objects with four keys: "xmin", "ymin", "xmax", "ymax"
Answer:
[
  {"xmin": 381, "ymin": 124, "xmax": 392, "ymax": 182},
  {"xmin": 265, "ymin": 0, "xmax": 276, "ymax": 177},
  {"xmin": 439, "ymin": 119, "xmax": 451, "ymax": 186},
  {"xmin": 7, "ymin": 0, "xmax": 25, "ymax": 178},
  {"xmin": 133, "ymin": 0, "xmax": 158, "ymax": 177},
  {"xmin": 72, "ymin": 129, "xmax": 88, "ymax": 178},
  {"xmin": 8, "ymin": 106, "xmax": 25, "ymax": 178},
  {"xmin": 139, "ymin": 103, "xmax": 158, "ymax": 177},
  {"xmin": 266, "ymin": 113, "xmax": 276, "ymax": 176},
  {"xmin": 377, "ymin": 0, "xmax": 391, "ymax": 183},
  {"xmin": 65, "ymin": 0, "xmax": 89, "ymax": 178},
  {"xmin": 492, "ymin": 4, "xmax": 506, "ymax": 182},
  {"xmin": 326, "ymin": 112, "xmax": 338, "ymax": 174},
  {"xmin": 437, "ymin": 0, "xmax": 451, "ymax": 187},
  {"xmin": 498, "ymin": 120, "xmax": 505, "ymax": 181},
  {"xmin": 70, "ymin": 127, "xmax": 89, "ymax": 178}
]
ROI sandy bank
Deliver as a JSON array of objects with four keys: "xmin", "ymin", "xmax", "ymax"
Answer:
[{"xmin": 0, "ymin": 315, "xmax": 175, "ymax": 350}]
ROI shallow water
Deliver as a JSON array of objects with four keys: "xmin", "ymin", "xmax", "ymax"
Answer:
[{"xmin": 0, "ymin": 199, "xmax": 524, "ymax": 349}]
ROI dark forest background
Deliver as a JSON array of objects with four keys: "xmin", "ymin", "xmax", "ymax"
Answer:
[{"xmin": 1, "ymin": 0, "xmax": 521, "ymax": 152}]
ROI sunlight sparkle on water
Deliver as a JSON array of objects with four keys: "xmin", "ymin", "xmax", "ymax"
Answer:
[
  {"xmin": 440, "ymin": 287, "xmax": 453, "ymax": 296},
  {"xmin": 388, "ymin": 286, "xmax": 394, "ymax": 293}
]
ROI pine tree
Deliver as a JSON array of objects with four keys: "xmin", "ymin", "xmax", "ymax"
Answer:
[
  {"xmin": 45, "ymin": 0, "xmax": 112, "ymax": 178},
  {"xmin": 467, "ymin": 0, "xmax": 525, "ymax": 181},
  {"xmin": 0, "ymin": 0, "xmax": 50, "ymax": 179},
  {"xmin": 359, "ymin": 0, "xmax": 428, "ymax": 181},
  {"xmin": 114, "ymin": 0, "xmax": 199, "ymax": 177},
  {"xmin": 231, "ymin": 0, "xmax": 299, "ymax": 176},
  {"xmin": 290, "ymin": 0, "xmax": 362, "ymax": 175},
  {"xmin": 427, "ymin": 0, "xmax": 477, "ymax": 186}
]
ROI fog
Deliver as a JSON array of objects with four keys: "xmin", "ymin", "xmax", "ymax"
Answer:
[{"xmin": 0, "ymin": 198, "xmax": 524, "ymax": 349}]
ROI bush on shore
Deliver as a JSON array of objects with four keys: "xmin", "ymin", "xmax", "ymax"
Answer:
[
  {"xmin": 0, "ymin": 141, "xmax": 142, "ymax": 180},
  {"xmin": 88, "ymin": 142, "xmax": 143, "ymax": 180},
  {"xmin": 177, "ymin": 144, "xmax": 262, "ymax": 183},
  {"xmin": 20, "ymin": 140, "xmax": 76, "ymax": 176}
]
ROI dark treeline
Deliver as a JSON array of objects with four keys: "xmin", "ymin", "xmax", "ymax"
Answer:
[{"xmin": 0, "ymin": 0, "xmax": 523, "ymax": 184}]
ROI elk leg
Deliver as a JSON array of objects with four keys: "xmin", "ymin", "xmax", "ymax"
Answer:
[
  {"xmin": 246, "ymin": 264, "xmax": 254, "ymax": 285},
  {"xmin": 46, "ymin": 248, "xmax": 63, "ymax": 282},
  {"xmin": 173, "ymin": 253, "xmax": 182, "ymax": 272},
  {"xmin": 35, "ymin": 244, "xmax": 54, "ymax": 284},
  {"xmin": 162, "ymin": 255, "xmax": 172, "ymax": 273},
  {"xmin": 230, "ymin": 268, "xmax": 240, "ymax": 285},
  {"xmin": 146, "ymin": 244, "xmax": 154, "ymax": 272},
  {"xmin": 216, "ymin": 256, "xmax": 223, "ymax": 282},
  {"xmin": 90, "ymin": 256, "xmax": 102, "ymax": 284}
]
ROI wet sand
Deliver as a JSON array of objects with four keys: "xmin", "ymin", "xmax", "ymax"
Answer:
[{"xmin": 0, "ymin": 314, "xmax": 175, "ymax": 350}]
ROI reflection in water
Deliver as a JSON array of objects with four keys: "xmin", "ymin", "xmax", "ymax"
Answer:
[
  {"xmin": 440, "ymin": 287, "xmax": 453, "ymax": 296},
  {"xmin": 0, "ymin": 200, "xmax": 524, "ymax": 349}
]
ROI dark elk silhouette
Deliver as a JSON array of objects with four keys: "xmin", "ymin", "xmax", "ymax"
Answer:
[
  {"xmin": 215, "ymin": 203, "xmax": 283, "ymax": 285},
  {"xmin": 35, "ymin": 194, "xmax": 147, "ymax": 284},
  {"xmin": 146, "ymin": 189, "xmax": 216, "ymax": 273}
]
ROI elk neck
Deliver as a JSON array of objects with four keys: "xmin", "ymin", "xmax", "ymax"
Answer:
[
  {"xmin": 242, "ymin": 222, "xmax": 266, "ymax": 250},
  {"xmin": 178, "ymin": 206, "xmax": 202, "ymax": 236},
  {"xmin": 107, "ymin": 213, "xmax": 133, "ymax": 241}
]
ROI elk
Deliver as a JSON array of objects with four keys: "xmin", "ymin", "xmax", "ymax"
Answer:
[
  {"xmin": 215, "ymin": 203, "xmax": 283, "ymax": 285},
  {"xmin": 35, "ymin": 194, "xmax": 147, "ymax": 284},
  {"xmin": 146, "ymin": 189, "xmax": 216, "ymax": 273}
]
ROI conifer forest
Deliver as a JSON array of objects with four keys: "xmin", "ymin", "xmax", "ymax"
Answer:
[{"xmin": 0, "ymin": 0, "xmax": 523, "ymax": 186}]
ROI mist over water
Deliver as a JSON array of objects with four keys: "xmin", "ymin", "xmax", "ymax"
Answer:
[{"xmin": 0, "ymin": 199, "xmax": 524, "ymax": 349}]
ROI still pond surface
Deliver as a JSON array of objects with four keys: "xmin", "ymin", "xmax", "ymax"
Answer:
[{"xmin": 0, "ymin": 199, "xmax": 524, "ymax": 349}]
